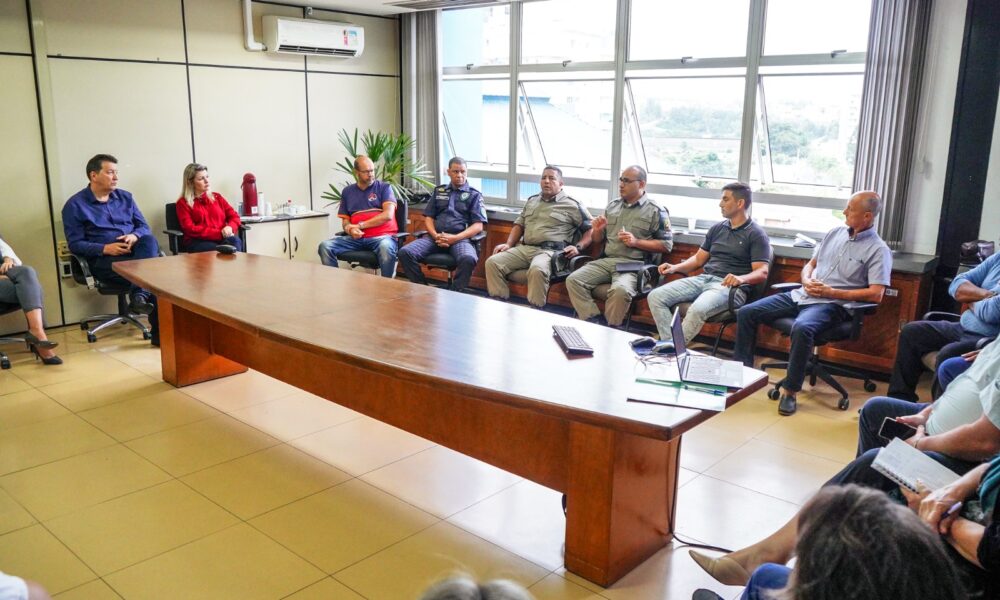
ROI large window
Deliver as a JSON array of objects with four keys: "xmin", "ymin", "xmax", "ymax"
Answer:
[{"xmin": 440, "ymin": 0, "xmax": 872, "ymax": 234}]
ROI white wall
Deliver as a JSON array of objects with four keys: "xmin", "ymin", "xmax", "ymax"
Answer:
[{"xmin": 980, "ymin": 92, "xmax": 1000, "ymax": 241}]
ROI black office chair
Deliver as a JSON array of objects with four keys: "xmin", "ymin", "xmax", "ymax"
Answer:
[
  {"xmin": 759, "ymin": 282, "xmax": 878, "ymax": 410},
  {"xmin": 163, "ymin": 202, "xmax": 249, "ymax": 255},
  {"xmin": 411, "ymin": 229, "xmax": 487, "ymax": 290},
  {"xmin": 69, "ymin": 253, "xmax": 151, "ymax": 343},
  {"xmin": 334, "ymin": 199, "xmax": 410, "ymax": 273},
  {"xmin": 567, "ymin": 247, "xmax": 662, "ymax": 331},
  {"xmin": 676, "ymin": 247, "xmax": 775, "ymax": 355},
  {"xmin": 0, "ymin": 303, "xmax": 26, "ymax": 369}
]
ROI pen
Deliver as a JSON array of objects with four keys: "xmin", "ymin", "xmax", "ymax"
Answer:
[
  {"xmin": 682, "ymin": 384, "xmax": 726, "ymax": 396},
  {"xmin": 941, "ymin": 501, "xmax": 962, "ymax": 520}
]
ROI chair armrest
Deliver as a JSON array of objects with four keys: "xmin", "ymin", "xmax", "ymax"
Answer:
[
  {"xmin": 68, "ymin": 253, "xmax": 97, "ymax": 289},
  {"xmin": 163, "ymin": 228, "xmax": 185, "ymax": 256},
  {"xmin": 843, "ymin": 301, "xmax": 879, "ymax": 339},
  {"xmin": 727, "ymin": 283, "xmax": 753, "ymax": 315},
  {"xmin": 922, "ymin": 310, "xmax": 961, "ymax": 322},
  {"xmin": 334, "ymin": 231, "xmax": 348, "ymax": 237},
  {"xmin": 394, "ymin": 232, "xmax": 411, "ymax": 242},
  {"xmin": 638, "ymin": 264, "xmax": 660, "ymax": 294},
  {"xmin": 569, "ymin": 255, "xmax": 594, "ymax": 271},
  {"xmin": 976, "ymin": 336, "xmax": 995, "ymax": 350},
  {"xmin": 238, "ymin": 224, "xmax": 251, "ymax": 231},
  {"xmin": 163, "ymin": 228, "xmax": 185, "ymax": 237},
  {"xmin": 414, "ymin": 230, "xmax": 430, "ymax": 239},
  {"xmin": 771, "ymin": 282, "xmax": 802, "ymax": 291}
]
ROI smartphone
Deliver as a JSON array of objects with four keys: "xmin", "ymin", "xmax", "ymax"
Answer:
[{"xmin": 878, "ymin": 417, "xmax": 918, "ymax": 442}]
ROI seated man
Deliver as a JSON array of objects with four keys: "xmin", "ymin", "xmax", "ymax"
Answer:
[
  {"xmin": 398, "ymin": 156, "xmax": 486, "ymax": 290},
  {"xmin": 646, "ymin": 182, "xmax": 770, "ymax": 343},
  {"xmin": 317, "ymin": 155, "xmax": 398, "ymax": 278},
  {"xmin": 733, "ymin": 191, "xmax": 892, "ymax": 416},
  {"xmin": 484, "ymin": 165, "xmax": 593, "ymax": 307},
  {"xmin": 888, "ymin": 251, "xmax": 1000, "ymax": 402},
  {"xmin": 565, "ymin": 165, "xmax": 672, "ymax": 326},
  {"xmin": 62, "ymin": 153, "xmax": 160, "ymax": 346}
]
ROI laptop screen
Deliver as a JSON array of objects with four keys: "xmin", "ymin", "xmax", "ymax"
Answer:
[{"xmin": 670, "ymin": 308, "xmax": 687, "ymax": 358}]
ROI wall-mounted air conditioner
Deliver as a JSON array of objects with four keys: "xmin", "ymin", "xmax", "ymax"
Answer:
[{"xmin": 262, "ymin": 16, "xmax": 364, "ymax": 58}]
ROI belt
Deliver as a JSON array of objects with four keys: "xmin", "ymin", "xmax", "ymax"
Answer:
[{"xmin": 537, "ymin": 241, "xmax": 567, "ymax": 251}]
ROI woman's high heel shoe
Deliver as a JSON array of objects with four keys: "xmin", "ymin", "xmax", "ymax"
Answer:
[
  {"xmin": 689, "ymin": 550, "xmax": 751, "ymax": 586},
  {"xmin": 29, "ymin": 344, "xmax": 63, "ymax": 365},
  {"xmin": 24, "ymin": 332, "xmax": 58, "ymax": 350}
]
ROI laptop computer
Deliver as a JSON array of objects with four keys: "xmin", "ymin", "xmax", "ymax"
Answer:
[{"xmin": 670, "ymin": 308, "xmax": 744, "ymax": 388}]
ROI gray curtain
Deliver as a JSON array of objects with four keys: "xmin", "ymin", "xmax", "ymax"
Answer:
[
  {"xmin": 853, "ymin": 0, "xmax": 933, "ymax": 250},
  {"xmin": 401, "ymin": 11, "xmax": 441, "ymax": 187}
]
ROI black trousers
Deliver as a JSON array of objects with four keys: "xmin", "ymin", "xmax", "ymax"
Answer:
[
  {"xmin": 887, "ymin": 320, "xmax": 983, "ymax": 402},
  {"xmin": 86, "ymin": 234, "xmax": 160, "ymax": 342}
]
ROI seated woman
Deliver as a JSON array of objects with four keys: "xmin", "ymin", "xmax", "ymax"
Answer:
[
  {"xmin": 175, "ymin": 163, "xmax": 242, "ymax": 253},
  {"xmin": 694, "ymin": 485, "xmax": 966, "ymax": 600},
  {"xmin": 0, "ymin": 237, "xmax": 60, "ymax": 365}
]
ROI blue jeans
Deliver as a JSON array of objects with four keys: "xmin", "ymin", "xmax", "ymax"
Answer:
[
  {"xmin": 647, "ymin": 274, "xmax": 744, "ymax": 342},
  {"xmin": 856, "ymin": 396, "xmax": 928, "ymax": 457},
  {"xmin": 938, "ymin": 356, "xmax": 972, "ymax": 393},
  {"xmin": 741, "ymin": 563, "xmax": 790, "ymax": 600},
  {"xmin": 733, "ymin": 292, "xmax": 848, "ymax": 394},
  {"xmin": 318, "ymin": 235, "xmax": 398, "ymax": 278}
]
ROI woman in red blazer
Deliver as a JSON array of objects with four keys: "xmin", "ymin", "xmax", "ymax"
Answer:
[{"xmin": 176, "ymin": 163, "xmax": 243, "ymax": 252}]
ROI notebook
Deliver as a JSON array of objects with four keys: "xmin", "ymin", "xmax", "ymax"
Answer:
[
  {"xmin": 670, "ymin": 308, "xmax": 744, "ymax": 388},
  {"xmin": 871, "ymin": 437, "xmax": 962, "ymax": 493}
]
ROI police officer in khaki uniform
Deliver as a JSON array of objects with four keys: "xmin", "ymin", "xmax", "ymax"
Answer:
[
  {"xmin": 485, "ymin": 165, "xmax": 593, "ymax": 307},
  {"xmin": 566, "ymin": 165, "xmax": 673, "ymax": 326}
]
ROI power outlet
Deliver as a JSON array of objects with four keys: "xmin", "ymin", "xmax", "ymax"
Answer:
[
  {"xmin": 56, "ymin": 240, "xmax": 70, "ymax": 258},
  {"xmin": 59, "ymin": 259, "xmax": 73, "ymax": 278}
]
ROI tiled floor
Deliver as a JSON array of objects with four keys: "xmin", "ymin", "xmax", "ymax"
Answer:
[{"xmin": 0, "ymin": 324, "xmax": 925, "ymax": 599}]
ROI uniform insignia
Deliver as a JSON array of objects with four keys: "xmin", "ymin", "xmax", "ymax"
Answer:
[{"xmin": 461, "ymin": 192, "xmax": 470, "ymax": 200}]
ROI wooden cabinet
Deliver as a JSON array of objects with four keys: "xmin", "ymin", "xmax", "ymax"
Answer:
[{"xmin": 245, "ymin": 213, "xmax": 329, "ymax": 262}]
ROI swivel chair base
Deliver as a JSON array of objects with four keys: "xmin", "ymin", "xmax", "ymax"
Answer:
[
  {"xmin": 79, "ymin": 295, "xmax": 151, "ymax": 343},
  {"xmin": 0, "ymin": 336, "xmax": 26, "ymax": 369},
  {"xmin": 762, "ymin": 351, "xmax": 876, "ymax": 411}
]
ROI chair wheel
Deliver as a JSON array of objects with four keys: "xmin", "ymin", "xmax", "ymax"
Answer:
[
  {"xmin": 142, "ymin": 331, "xmax": 151, "ymax": 340},
  {"xmin": 838, "ymin": 398, "xmax": 850, "ymax": 411},
  {"xmin": 80, "ymin": 323, "xmax": 88, "ymax": 330},
  {"xmin": 864, "ymin": 381, "xmax": 876, "ymax": 392},
  {"xmin": 87, "ymin": 333, "xmax": 97, "ymax": 343},
  {"xmin": 1, "ymin": 358, "xmax": 10, "ymax": 369},
  {"xmin": 768, "ymin": 388, "xmax": 781, "ymax": 400}
]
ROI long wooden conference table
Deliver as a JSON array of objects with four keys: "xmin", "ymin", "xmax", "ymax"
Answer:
[{"xmin": 115, "ymin": 252, "xmax": 767, "ymax": 586}]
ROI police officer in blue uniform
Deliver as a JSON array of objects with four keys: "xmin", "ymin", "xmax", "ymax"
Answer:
[{"xmin": 399, "ymin": 157, "xmax": 488, "ymax": 290}]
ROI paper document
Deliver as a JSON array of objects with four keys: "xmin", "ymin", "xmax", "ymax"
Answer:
[
  {"xmin": 871, "ymin": 437, "xmax": 961, "ymax": 493},
  {"xmin": 627, "ymin": 378, "xmax": 726, "ymax": 412}
]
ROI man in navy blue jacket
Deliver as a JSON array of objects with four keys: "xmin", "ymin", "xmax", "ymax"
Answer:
[{"xmin": 62, "ymin": 154, "xmax": 160, "ymax": 345}]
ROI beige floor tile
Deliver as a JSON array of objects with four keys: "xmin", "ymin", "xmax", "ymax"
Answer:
[
  {"xmin": 0, "ymin": 370, "xmax": 32, "ymax": 396},
  {"xmin": 285, "ymin": 577, "xmax": 365, "ymax": 599},
  {"xmin": 78, "ymin": 388, "xmax": 221, "ymax": 441},
  {"xmin": 675, "ymin": 475, "xmax": 800, "ymax": 552},
  {"xmin": 104, "ymin": 524, "xmax": 325, "ymax": 600},
  {"xmin": 679, "ymin": 424, "xmax": 745, "ymax": 473},
  {"xmin": 98, "ymin": 342, "xmax": 164, "ymax": 373},
  {"xmin": 182, "ymin": 445, "xmax": 351, "ymax": 519},
  {"xmin": 11, "ymin": 350, "xmax": 144, "ymax": 389},
  {"xmin": 0, "ymin": 388, "xmax": 71, "ymax": 430},
  {"xmin": 47, "ymin": 326, "xmax": 149, "ymax": 356},
  {"xmin": 0, "ymin": 524, "xmax": 96, "ymax": 594},
  {"xmin": 755, "ymin": 410, "xmax": 858, "ymax": 464},
  {"xmin": 179, "ymin": 369, "xmax": 300, "ymax": 412},
  {"xmin": 335, "ymin": 521, "xmax": 550, "ymax": 600},
  {"xmin": 45, "ymin": 480, "xmax": 239, "ymax": 575},
  {"xmin": 530, "ymin": 573, "xmax": 608, "ymax": 599},
  {"xmin": 448, "ymin": 480, "xmax": 565, "ymax": 571},
  {"xmin": 0, "ymin": 414, "xmax": 116, "ymax": 476},
  {"xmin": 705, "ymin": 439, "xmax": 844, "ymax": 505},
  {"xmin": 39, "ymin": 372, "xmax": 171, "ymax": 413},
  {"xmin": 250, "ymin": 479, "xmax": 437, "ymax": 574},
  {"xmin": 0, "ymin": 445, "xmax": 170, "ymax": 521},
  {"xmin": 125, "ymin": 414, "xmax": 279, "ymax": 476},
  {"xmin": 55, "ymin": 579, "xmax": 122, "ymax": 599},
  {"xmin": 362, "ymin": 446, "xmax": 521, "ymax": 518},
  {"xmin": 701, "ymin": 393, "xmax": 783, "ymax": 443},
  {"xmin": 228, "ymin": 390, "xmax": 362, "ymax": 442},
  {"xmin": 0, "ymin": 487, "xmax": 34, "ymax": 535},
  {"xmin": 291, "ymin": 416, "xmax": 436, "ymax": 476}
]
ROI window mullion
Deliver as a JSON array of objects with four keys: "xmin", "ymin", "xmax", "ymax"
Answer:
[
  {"xmin": 506, "ymin": 2, "xmax": 522, "ymax": 205},
  {"xmin": 738, "ymin": 0, "xmax": 767, "ymax": 183},
  {"xmin": 606, "ymin": 0, "xmax": 630, "ymax": 202}
]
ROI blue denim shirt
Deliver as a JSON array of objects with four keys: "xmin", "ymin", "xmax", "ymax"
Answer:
[
  {"xmin": 949, "ymin": 253, "xmax": 1000, "ymax": 337},
  {"xmin": 62, "ymin": 186, "xmax": 152, "ymax": 257}
]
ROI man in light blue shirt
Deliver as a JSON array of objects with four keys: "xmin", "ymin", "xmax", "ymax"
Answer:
[{"xmin": 888, "ymin": 252, "xmax": 1000, "ymax": 402}]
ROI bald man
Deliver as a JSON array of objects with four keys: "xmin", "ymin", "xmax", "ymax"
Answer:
[{"xmin": 732, "ymin": 192, "xmax": 893, "ymax": 416}]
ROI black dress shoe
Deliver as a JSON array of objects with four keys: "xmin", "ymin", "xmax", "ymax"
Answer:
[
  {"xmin": 129, "ymin": 294, "xmax": 154, "ymax": 315},
  {"xmin": 778, "ymin": 393, "xmax": 797, "ymax": 416},
  {"xmin": 692, "ymin": 590, "xmax": 725, "ymax": 600}
]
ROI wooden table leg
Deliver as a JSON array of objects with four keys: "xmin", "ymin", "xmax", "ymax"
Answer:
[
  {"xmin": 158, "ymin": 299, "xmax": 247, "ymax": 387},
  {"xmin": 564, "ymin": 422, "xmax": 679, "ymax": 586}
]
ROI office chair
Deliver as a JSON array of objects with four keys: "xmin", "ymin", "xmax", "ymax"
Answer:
[
  {"xmin": 69, "ymin": 253, "xmax": 151, "ymax": 343},
  {"xmin": 759, "ymin": 282, "xmax": 878, "ymax": 411},
  {"xmin": 163, "ymin": 202, "xmax": 249, "ymax": 255},
  {"xmin": 334, "ymin": 198, "xmax": 410, "ymax": 273},
  {"xmin": 0, "ymin": 303, "xmax": 27, "ymax": 369},
  {"xmin": 411, "ymin": 229, "xmax": 487, "ymax": 290},
  {"xmin": 567, "ymin": 245, "xmax": 662, "ymax": 332},
  {"xmin": 917, "ymin": 310, "xmax": 994, "ymax": 397},
  {"xmin": 675, "ymin": 246, "xmax": 775, "ymax": 355}
]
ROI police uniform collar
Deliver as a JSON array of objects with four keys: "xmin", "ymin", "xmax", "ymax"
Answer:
[
  {"xmin": 541, "ymin": 189, "xmax": 566, "ymax": 203},
  {"xmin": 445, "ymin": 182, "xmax": 471, "ymax": 193},
  {"xmin": 621, "ymin": 192, "xmax": 648, "ymax": 208}
]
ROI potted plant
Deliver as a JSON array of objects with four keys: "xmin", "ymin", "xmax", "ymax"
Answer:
[{"xmin": 322, "ymin": 128, "xmax": 434, "ymax": 207}]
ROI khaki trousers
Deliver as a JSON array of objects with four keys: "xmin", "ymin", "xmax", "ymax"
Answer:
[
  {"xmin": 485, "ymin": 245, "xmax": 556, "ymax": 307},
  {"xmin": 565, "ymin": 257, "xmax": 638, "ymax": 326}
]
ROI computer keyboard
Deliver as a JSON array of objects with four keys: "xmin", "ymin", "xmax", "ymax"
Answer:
[{"xmin": 552, "ymin": 325, "xmax": 594, "ymax": 356}]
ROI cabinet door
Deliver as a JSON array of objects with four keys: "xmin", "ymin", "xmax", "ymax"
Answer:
[
  {"xmin": 245, "ymin": 221, "xmax": 289, "ymax": 259},
  {"xmin": 289, "ymin": 215, "xmax": 330, "ymax": 263}
]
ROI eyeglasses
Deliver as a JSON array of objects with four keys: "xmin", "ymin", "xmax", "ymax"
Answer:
[
  {"xmin": 618, "ymin": 177, "xmax": 640, "ymax": 184},
  {"xmin": 356, "ymin": 169, "xmax": 375, "ymax": 175}
]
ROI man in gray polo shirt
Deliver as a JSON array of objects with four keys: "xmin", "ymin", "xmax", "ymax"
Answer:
[
  {"xmin": 566, "ymin": 165, "xmax": 672, "ymax": 326},
  {"xmin": 733, "ymin": 191, "xmax": 893, "ymax": 416},
  {"xmin": 485, "ymin": 165, "xmax": 593, "ymax": 307},
  {"xmin": 647, "ymin": 182, "xmax": 772, "ymax": 343}
]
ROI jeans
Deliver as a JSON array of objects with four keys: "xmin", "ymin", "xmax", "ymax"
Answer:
[
  {"xmin": 855, "ymin": 396, "xmax": 928, "ymax": 457},
  {"xmin": 733, "ymin": 292, "xmax": 849, "ymax": 394},
  {"xmin": 87, "ymin": 233, "xmax": 160, "ymax": 343},
  {"xmin": 938, "ymin": 356, "xmax": 973, "ymax": 393},
  {"xmin": 183, "ymin": 236, "xmax": 243, "ymax": 253},
  {"xmin": 647, "ymin": 274, "xmax": 743, "ymax": 342},
  {"xmin": 318, "ymin": 235, "xmax": 398, "ymax": 278},
  {"xmin": 0, "ymin": 265, "xmax": 44, "ymax": 311},
  {"xmin": 741, "ymin": 563, "xmax": 790, "ymax": 600},
  {"xmin": 888, "ymin": 320, "xmax": 982, "ymax": 402}
]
